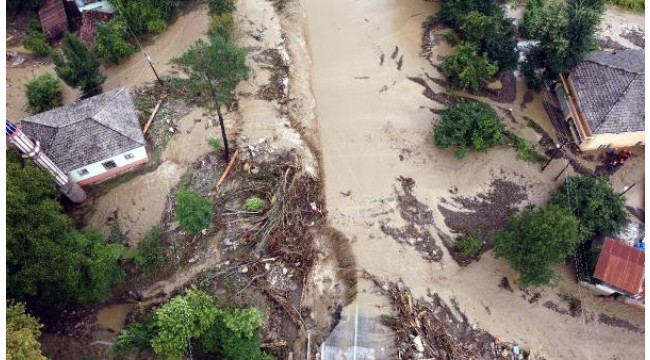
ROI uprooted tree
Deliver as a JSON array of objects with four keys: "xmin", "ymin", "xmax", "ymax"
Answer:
[{"xmin": 492, "ymin": 205, "xmax": 581, "ymax": 287}]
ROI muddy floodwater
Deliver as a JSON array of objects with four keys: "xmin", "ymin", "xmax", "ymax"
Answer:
[{"xmin": 303, "ymin": 0, "xmax": 645, "ymax": 358}]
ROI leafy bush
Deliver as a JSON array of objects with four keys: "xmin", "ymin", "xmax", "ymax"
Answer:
[
  {"xmin": 207, "ymin": 137, "xmax": 222, "ymax": 151},
  {"xmin": 7, "ymin": 302, "xmax": 46, "ymax": 360},
  {"xmin": 132, "ymin": 225, "xmax": 164, "ymax": 270},
  {"xmin": 201, "ymin": 308, "xmax": 272, "ymax": 360},
  {"xmin": 146, "ymin": 18, "xmax": 168, "ymax": 34},
  {"xmin": 208, "ymin": 0, "xmax": 236, "ymax": 15},
  {"xmin": 23, "ymin": 31, "xmax": 53, "ymax": 57},
  {"xmin": 111, "ymin": 322, "xmax": 154, "ymax": 356},
  {"xmin": 520, "ymin": 0, "xmax": 544, "ymax": 38},
  {"xmin": 455, "ymin": 233, "xmax": 483, "ymax": 258},
  {"xmin": 439, "ymin": 42, "xmax": 498, "ymax": 92},
  {"xmin": 151, "ymin": 289, "xmax": 219, "ymax": 360},
  {"xmin": 52, "ymin": 32, "xmax": 106, "ymax": 96},
  {"xmin": 244, "ymin": 196, "xmax": 266, "ymax": 213},
  {"xmin": 108, "ymin": 0, "xmax": 173, "ymax": 35},
  {"xmin": 550, "ymin": 176, "xmax": 627, "ymax": 240},
  {"xmin": 93, "ymin": 19, "xmax": 136, "ymax": 64},
  {"xmin": 433, "ymin": 101, "xmax": 504, "ymax": 158},
  {"xmin": 25, "ymin": 73, "xmax": 62, "ymax": 114},
  {"xmin": 520, "ymin": 50, "xmax": 544, "ymax": 91},
  {"xmin": 209, "ymin": 13, "xmax": 235, "ymax": 38},
  {"xmin": 505, "ymin": 132, "xmax": 547, "ymax": 164},
  {"xmin": 175, "ymin": 189, "xmax": 214, "ymax": 234},
  {"xmin": 492, "ymin": 206, "xmax": 581, "ymax": 287},
  {"xmin": 606, "ymin": 0, "xmax": 643, "ymax": 12}
]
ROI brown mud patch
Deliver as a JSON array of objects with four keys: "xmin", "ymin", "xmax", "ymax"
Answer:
[
  {"xmin": 379, "ymin": 176, "xmax": 443, "ymax": 262},
  {"xmin": 477, "ymin": 71, "xmax": 517, "ymax": 104},
  {"xmin": 598, "ymin": 313, "xmax": 645, "ymax": 334},
  {"xmin": 437, "ymin": 178, "xmax": 529, "ymax": 249}
]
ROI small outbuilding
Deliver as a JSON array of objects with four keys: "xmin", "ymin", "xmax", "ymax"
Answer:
[
  {"xmin": 20, "ymin": 88, "xmax": 148, "ymax": 186},
  {"xmin": 593, "ymin": 238, "xmax": 645, "ymax": 300}
]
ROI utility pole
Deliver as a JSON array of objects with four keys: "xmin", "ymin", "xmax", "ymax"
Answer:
[
  {"xmin": 144, "ymin": 52, "xmax": 165, "ymax": 88},
  {"xmin": 197, "ymin": 46, "xmax": 230, "ymax": 162},
  {"xmin": 554, "ymin": 162, "xmax": 571, "ymax": 181},
  {"xmin": 542, "ymin": 143, "xmax": 562, "ymax": 171},
  {"xmin": 620, "ymin": 183, "xmax": 637, "ymax": 196}
]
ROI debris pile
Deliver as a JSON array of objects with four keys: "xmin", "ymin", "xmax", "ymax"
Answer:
[{"xmin": 365, "ymin": 273, "xmax": 532, "ymax": 359}]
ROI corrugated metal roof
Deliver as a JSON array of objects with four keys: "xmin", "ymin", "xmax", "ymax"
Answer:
[
  {"xmin": 594, "ymin": 238, "xmax": 645, "ymax": 297},
  {"xmin": 39, "ymin": 0, "xmax": 69, "ymax": 39}
]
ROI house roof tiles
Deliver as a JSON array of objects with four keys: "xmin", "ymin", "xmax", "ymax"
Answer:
[{"xmin": 594, "ymin": 238, "xmax": 645, "ymax": 297}]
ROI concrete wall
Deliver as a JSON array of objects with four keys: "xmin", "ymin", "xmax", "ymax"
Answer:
[
  {"xmin": 68, "ymin": 146, "xmax": 148, "ymax": 184},
  {"xmin": 578, "ymin": 131, "xmax": 645, "ymax": 151}
]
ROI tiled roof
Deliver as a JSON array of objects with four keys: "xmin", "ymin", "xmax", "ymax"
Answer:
[
  {"xmin": 78, "ymin": 10, "xmax": 114, "ymax": 46},
  {"xmin": 569, "ymin": 50, "xmax": 645, "ymax": 134},
  {"xmin": 21, "ymin": 88, "xmax": 145, "ymax": 173},
  {"xmin": 39, "ymin": 0, "xmax": 68, "ymax": 39},
  {"xmin": 594, "ymin": 238, "xmax": 645, "ymax": 297}
]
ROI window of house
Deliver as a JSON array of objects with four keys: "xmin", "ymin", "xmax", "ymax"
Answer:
[
  {"xmin": 102, "ymin": 160, "xmax": 118, "ymax": 170},
  {"xmin": 77, "ymin": 168, "xmax": 89, "ymax": 177},
  {"xmin": 124, "ymin": 153, "xmax": 135, "ymax": 160}
]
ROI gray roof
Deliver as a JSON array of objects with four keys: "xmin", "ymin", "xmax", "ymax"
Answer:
[
  {"xmin": 21, "ymin": 87, "xmax": 145, "ymax": 172},
  {"xmin": 569, "ymin": 50, "xmax": 645, "ymax": 134}
]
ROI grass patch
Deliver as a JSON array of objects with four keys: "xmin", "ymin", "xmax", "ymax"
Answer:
[
  {"xmin": 244, "ymin": 196, "xmax": 266, "ymax": 213},
  {"xmin": 606, "ymin": 0, "xmax": 644, "ymax": 12},
  {"xmin": 455, "ymin": 233, "xmax": 483, "ymax": 258},
  {"xmin": 207, "ymin": 137, "xmax": 222, "ymax": 152},
  {"xmin": 504, "ymin": 131, "xmax": 547, "ymax": 164}
]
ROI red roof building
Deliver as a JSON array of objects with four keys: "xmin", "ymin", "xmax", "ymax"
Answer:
[
  {"xmin": 594, "ymin": 238, "xmax": 645, "ymax": 298},
  {"xmin": 78, "ymin": 10, "xmax": 114, "ymax": 46},
  {"xmin": 39, "ymin": 0, "xmax": 69, "ymax": 39}
]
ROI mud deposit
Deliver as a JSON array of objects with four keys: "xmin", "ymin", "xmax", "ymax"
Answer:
[
  {"xmin": 380, "ymin": 176, "xmax": 443, "ymax": 262},
  {"xmin": 438, "ymin": 178, "xmax": 528, "ymax": 245}
]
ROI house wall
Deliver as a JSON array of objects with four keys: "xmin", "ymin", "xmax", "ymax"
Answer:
[
  {"xmin": 68, "ymin": 146, "xmax": 148, "ymax": 185},
  {"xmin": 578, "ymin": 131, "xmax": 645, "ymax": 151},
  {"xmin": 76, "ymin": 0, "xmax": 114, "ymax": 13}
]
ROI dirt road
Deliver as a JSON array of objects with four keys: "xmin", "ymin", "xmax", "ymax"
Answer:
[{"xmin": 302, "ymin": 0, "xmax": 644, "ymax": 358}]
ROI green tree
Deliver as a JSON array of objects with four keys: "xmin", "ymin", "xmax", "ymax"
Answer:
[
  {"xmin": 433, "ymin": 101, "xmax": 504, "ymax": 158},
  {"xmin": 492, "ymin": 206, "xmax": 581, "ymax": 286},
  {"xmin": 22, "ymin": 31, "xmax": 53, "ymax": 57},
  {"xmin": 550, "ymin": 176, "xmax": 627, "ymax": 240},
  {"xmin": 175, "ymin": 189, "xmax": 214, "ymax": 234},
  {"xmin": 201, "ymin": 308, "xmax": 272, "ymax": 360},
  {"xmin": 93, "ymin": 19, "xmax": 136, "ymax": 64},
  {"xmin": 131, "ymin": 225, "xmax": 165, "ymax": 271},
  {"xmin": 150, "ymin": 289, "xmax": 219, "ymax": 360},
  {"xmin": 534, "ymin": 0, "xmax": 604, "ymax": 75},
  {"xmin": 439, "ymin": 42, "xmax": 498, "ymax": 92},
  {"xmin": 520, "ymin": 0, "xmax": 544, "ymax": 38},
  {"xmin": 7, "ymin": 152, "xmax": 124, "ymax": 313},
  {"xmin": 6, "ymin": 302, "xmax": 46, "ymax": 360},
  {"xmin": 25, "ymin": 73, "xmax": 62, "ymax": 114},
  {"xmin": 173, "ymin": 31, "xmax": 250, "ymax": 160},
  {"xmin": 52, "ymin": 32, "xmax": 106, "ymax": 96},
  {"xmin": 208, "ymin": 0, "xmax": 236, "ymax": 15}
]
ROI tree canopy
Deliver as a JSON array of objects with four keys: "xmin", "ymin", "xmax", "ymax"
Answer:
[
  {"xmin": 550, "ymin": 175, "xmax": 627, "ymax": 240},
  {"xmin": 6, "ymin": 302, "xmax": 46, "ymax": 360},
  {"xmin": 26, "ymin": 73, "xmax": 62, "ymax": 114},
  {"xmin": 93, "ymin": 19, "xmax": 137, "ymax": 64},
  {"xmin": 492, "ymin": 206, "xmax": 581, "ymax": 286},
  {"xmin": 433, "ymin": 101, "xmax": 504, "ymax": 158},
  {"xmin": 439, "ymin": 42, "xmax": 498, "ymax": 92},
  {"xmin": 52, "ymin": 32, "xmax": 106, "ymax": 96},
  {"xmin": 7, "ymin": 152, "xmax": 124, "ymax": 314}
]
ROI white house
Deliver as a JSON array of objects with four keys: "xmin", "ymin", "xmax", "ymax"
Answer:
[{"xmin": 21, "ymin": 87, "xmax": 148, "ymax": 186}]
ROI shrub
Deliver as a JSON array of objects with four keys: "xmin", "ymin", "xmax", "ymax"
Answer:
[
  {"xmin": 175, "ymin": 189, "xmax": 214, "ymax": 234},
  {"xmin": 506, "ymin": 132, "xmax": 547, "ymax": 164},
  {"xmin": 550, "ymin": 176, "xmax": 627, "ymax": 240},
  {"xmin": 209, "ymin": 13, "xmax": 235, "ymax": 38},
  {"xmin": 433, "ymin": 101, "xmax": 504, "ymax": 158},
  {"xmin": 439, "ymin": 42, "xmax": 498, "ymax": 92},
  {"xmin": 443, "ymin": 29, "xmax": 459, "ymax": 45},
  {"xmin": 244, "ymin": 196, "xmax": 266, "ymax": 213},
  {"xmin": 207, "ymin": 137, "xmax": 222, "ymax": 151},
  {"xmin": 146, "ymin": 18, "xmax": 167, "ymax": 34},
  {"xmin": 492, "ymin": 206, "xmax": 581, "ymax": 287},
  {"xmin": 606, "ymin": 0, "xmax": 644, "ymax": 12},
  {"xmin": 22, "ymin": 31, "xmax": 53, "ymax": 57},
  {"xmin": 520, "ymin": 0, "xmax": 544, "ymax": 38},
  {"xmin": 111, "ymin": 322, "xmax": 154, "ymax": 356},
  {"xmin": 132, "ymin": 225, "xmax": 164, "ymax": 271},
  {"xmin": 455, "ymin": 233, "xmax": 483, "ymax": 258},
  {"xmin": 25, "ymin": 73, "xmax": 62, "ymax": 114},
  {"xmin": 208, "ymin": 0, "xmax": 236, "ymax": 15},
  {"xmin": 93, "ymin": 19, "xmax": 136, "ymax": 64},
  {"xmin": 7, "ymin": 302, "xmax": 46, "ymax": 360},
  {"xmin": 201, "ymin": 308, "xmax": 273, "ymax": 360}
]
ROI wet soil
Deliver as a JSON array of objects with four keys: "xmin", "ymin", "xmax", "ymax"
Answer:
[
  {"xmin": 438, "ymin": 178, "xmax": 529, "ymax": 246},
  {"xmin": 477, "ymin": 71, "xmax": 517, "ymax": 104},
  {"xmin": 620, "ymin": 28, "xmax": 645, "ymax": 48}
]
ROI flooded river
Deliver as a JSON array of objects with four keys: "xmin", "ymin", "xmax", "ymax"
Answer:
[{"xmin": 302, "ymin": 0, "xmax": 645, "ymax": 358}]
